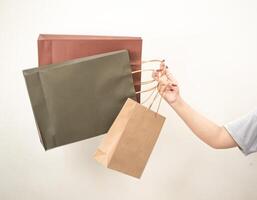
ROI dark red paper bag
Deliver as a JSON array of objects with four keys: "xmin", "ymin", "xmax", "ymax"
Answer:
[{"xmin": 38, "ymin": 34, "xmax": 142, "ymax": 102}]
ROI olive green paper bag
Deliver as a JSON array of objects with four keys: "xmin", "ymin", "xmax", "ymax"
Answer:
[{"xmin": 23, "ymin": 50, "xmax": 136, "ymax": 150}]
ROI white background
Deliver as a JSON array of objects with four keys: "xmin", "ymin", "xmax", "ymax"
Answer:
[{"xmin": 1, "ymin": 0, "xmax": 257, "ymax": 199}]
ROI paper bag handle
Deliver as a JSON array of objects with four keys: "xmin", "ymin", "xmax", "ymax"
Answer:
[
  {"xmin": 131, "ymin": 59, "xmax": 166, "ymax": 94},
  {"xmin": 130, "ymin": 59, "xmax": 165, "ymax": 67},
  {"xmin": 131, "ymin": 59, "xmax": 167, "ymax": 115}
]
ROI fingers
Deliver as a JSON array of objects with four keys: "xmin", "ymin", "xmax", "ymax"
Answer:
[
  {"xmin": 165, "ymin": 69, "xmax": 178, "ymax": 85},
  {"xmin": 152, "ymin": 63, "xmax": 178, "ymax": 87},
  {"xmin": 152, "ymin": 71, "xmax": 159, "ymax": 81},
  {"xmin": 168, "ymin": 83, "xmax": 178, "ymax": 91},
  {"xmin": 158, "ymin": 81, "xmax": 170, "ymax": 92},
  {"xmin": 153, "ymin": 71, "xmax": 177, "ymax": 87},
  {"xmin": 153, "ymin": 65, "xmax": 167, "ymax": 80},
  {"xmin": 158, "ymin": 81, "xmax": 178, "ymax": 94},
  {"xmin": 152, "ymin": 67, "xmax": 166, "ymax": 81},
  {"xmin": 159, "ymin": 61, "xmax": 166, "ymax": 74}
]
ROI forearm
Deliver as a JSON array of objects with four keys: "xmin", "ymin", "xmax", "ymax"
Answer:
[{"xmin": 168, "ymin": 96, "xmax": 237, "ymax": 149}]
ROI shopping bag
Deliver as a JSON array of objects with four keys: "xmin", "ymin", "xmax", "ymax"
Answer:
[
  {"xmin": 23, "ymin": 50, "xmax": 136, "ymax": 150},
  {"xmin": 94, "ymin": 60, "xmax": 166, "ymax": 178},
  {"xmin": 38, "ymin": 34, "xmax": 142, "ymax": 102}
]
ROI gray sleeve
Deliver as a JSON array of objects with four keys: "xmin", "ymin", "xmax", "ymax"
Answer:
[{"xmin": 224, "ymin": 108, "xmax": 257, "ymax": 155}]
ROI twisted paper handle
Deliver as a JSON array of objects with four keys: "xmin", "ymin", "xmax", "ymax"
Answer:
[
  {"xmin": 131, "ymin": 59, "xmax": 167, "ymax": 115},
  {"xmin": 131, "ymin": 59, "xmax": 165, "ymax": 94}
]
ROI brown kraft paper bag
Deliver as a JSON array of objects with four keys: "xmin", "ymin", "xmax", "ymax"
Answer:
[{"xmin": 94, "ymin": 61, "xmax": 166, "ymax": 178}]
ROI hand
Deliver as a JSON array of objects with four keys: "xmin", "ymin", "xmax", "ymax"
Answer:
[{"xmin": 152, "ymin": 67, "xmax": 180, "ymax": 105}]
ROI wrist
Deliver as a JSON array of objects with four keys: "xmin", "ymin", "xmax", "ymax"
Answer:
[{"xmin": 168, "ymin": 95, "xmax": 184, "ymax": 109}]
